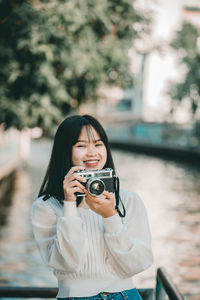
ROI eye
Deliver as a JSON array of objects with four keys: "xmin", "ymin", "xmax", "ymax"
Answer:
[
  {"xmin": 76, "ymin": 144, "xmax": 86, "ymax": 148},
  {"xmin": 95, "ymin": 142, "xmax": 103, "ymax": 147}
]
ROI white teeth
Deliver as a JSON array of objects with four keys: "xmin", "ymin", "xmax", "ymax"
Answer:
[{"xmin": 85, "ymin": 160, "xmax": 98, "ymax": 163}]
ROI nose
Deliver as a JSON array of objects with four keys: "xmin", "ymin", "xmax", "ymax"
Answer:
[{"xmin": 87, "ymin": 144, "xmax": 97, "ymax": 156}]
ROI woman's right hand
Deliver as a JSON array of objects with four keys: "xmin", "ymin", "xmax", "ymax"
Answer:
[{"xmin": 63, "ymin": 166, "xmax": 87, "ymax": 202}]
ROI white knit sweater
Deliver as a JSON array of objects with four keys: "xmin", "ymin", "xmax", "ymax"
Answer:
[{"xmin": 31, "ymin": 189, "xmax": 153, "ymax": 298}]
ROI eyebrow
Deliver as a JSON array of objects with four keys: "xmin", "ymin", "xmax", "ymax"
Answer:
[{"xmin": 77, "ymin": 139, "xmax": 102, "ymax": 143}]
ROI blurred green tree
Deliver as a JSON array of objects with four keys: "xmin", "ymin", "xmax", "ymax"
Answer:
[
  {"xmin": 167, "ymin": 22, "xmax": 200, "ymax": 118},
  {"xmin": 0, "ymin": 0, "xmax": 152, "ymax": 131}
]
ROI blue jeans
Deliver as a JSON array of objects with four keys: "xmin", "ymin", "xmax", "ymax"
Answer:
[{"xmin": 57, "ymin": 288, "xmax": 142, "ymax": 300}]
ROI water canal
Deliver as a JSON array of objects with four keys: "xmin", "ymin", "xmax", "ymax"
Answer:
[{"xmin": 0, "ymin": 139, "xmax": 200, "ymax": 299}]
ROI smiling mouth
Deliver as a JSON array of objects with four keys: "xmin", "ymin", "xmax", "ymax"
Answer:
[{"xmin": 84, "ymin": 160, "xmax": 99, "ymax": 165}]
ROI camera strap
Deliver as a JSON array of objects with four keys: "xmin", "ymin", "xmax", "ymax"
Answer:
[{"xmin": 114, "ymin": 176, "xmax": 126, "ymax": 217}]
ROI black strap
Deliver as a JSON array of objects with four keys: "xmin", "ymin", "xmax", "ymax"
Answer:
[{"xmin": 114, "ymin": 176, "xmax": 126, "ymax": 217}]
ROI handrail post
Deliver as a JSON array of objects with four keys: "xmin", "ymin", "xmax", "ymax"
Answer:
[
  {"xmin": 156, "ymin": 267, "xmax": 185, "ymax": 300},
  {"xmin": 156, "ymin": 276, "xmax": 166, "ymax": 300}
]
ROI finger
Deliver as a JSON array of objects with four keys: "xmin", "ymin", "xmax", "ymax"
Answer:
[
  {"xmin": 85, "ymin": 192, "xmax": 95, "ymax": 203},
  {"xmin": 64, "ymin": 174, "xmax": 86, "ymax": 185},
  {"xmin": 63, "ymin": 186, "xmax": 83, "ymax": 200},
  {"xmin": 66, "ymin": 166, "xmax": 85, "ymax": 177},
  {"xmin": 86, "ymin": 193, "xmax": 104, "ymax": 204},
  {"xmin": 85, "ymin": 196, "xmax": 98, "ymax": 207},
  {"xmin": 63, "ymin": 180, "xmax": 86, "ymax": 191},
  {"xmin": 68, "ymin": 180, "xmax": 86, "ymax": 190},
  {"xmin": 71, "ymin": 166, "xmax": 85, "ymax": 174},
  {"xmin": 85, "ymin": 190, "xmax": 96, "ymax": 200},
  {"xmin": 70, "ymin": 186, "xmax": 86, "ymax": 194},
  {"xmin": 103, "ymin": 191, "xmax": 113, "ymax": 199},
  {"xmin": 71, "ymin": 173, "xmax": 87, "ymax": 183}
]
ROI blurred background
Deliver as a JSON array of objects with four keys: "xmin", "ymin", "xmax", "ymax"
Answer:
[{"xmin": 0, "ymin": 0, "xmax": 200, "ymax": 299}]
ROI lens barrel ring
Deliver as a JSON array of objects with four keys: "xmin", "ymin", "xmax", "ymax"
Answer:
[{"xmin": 86, "ymin": 177, "xmax": 105, "ymax": 197}]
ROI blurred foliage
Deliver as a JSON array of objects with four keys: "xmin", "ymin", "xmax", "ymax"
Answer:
[
  {"xmin": 167, "ymin": 22, "xmax": 200, "ymax": 117},
  {"xmin": 0, "ymin": 0, "xmax": 152, "ymax": 131},
  {"xmin": 0, "ymin": 0, "xmax": 150, "ymax": 129}
]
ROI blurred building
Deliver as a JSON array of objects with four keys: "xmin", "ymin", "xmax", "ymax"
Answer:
[{"xmin": 81, "ymin": 1, "xmax": 200, "ymax": 124}]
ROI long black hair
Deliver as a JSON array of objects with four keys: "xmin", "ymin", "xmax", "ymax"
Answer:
[{"xmin": 38, "ymin": 115, "xmax": 115, "ymax": 203}]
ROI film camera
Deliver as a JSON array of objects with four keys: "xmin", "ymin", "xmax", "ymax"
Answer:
[{"xmin": 75, "ymin": 168, "xmax": 115, "ymax": 197}]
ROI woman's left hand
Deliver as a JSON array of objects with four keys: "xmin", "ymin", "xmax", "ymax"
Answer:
[{"xmin": 85, "ymin": 191, "xmax": 117, "ymax": 218}]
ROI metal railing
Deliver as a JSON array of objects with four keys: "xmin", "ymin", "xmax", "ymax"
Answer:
[
  {"xmin": 0, "ymin": 267, "xmax": 185, "ymax": 299},
  {"xmin": 156, "ymin": 267, "xmax": 185, "ymax": 300},
  {"xmin": 0, "ymin": 286, "xmax": 58, "ymax": 298}
]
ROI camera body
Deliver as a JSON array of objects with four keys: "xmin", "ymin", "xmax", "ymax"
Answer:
[{"xmin": 75, "ymin": 168, "xmax": 115, "ymax": 197}]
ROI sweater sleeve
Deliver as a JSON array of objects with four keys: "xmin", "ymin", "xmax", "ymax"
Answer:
[
  {"xmin": 103, "ymin": 191, "xmax": 153, "ymax": 278},
  {"xmin": 31, "ymin": 198, "xmax": 86, "ymax": 273}
]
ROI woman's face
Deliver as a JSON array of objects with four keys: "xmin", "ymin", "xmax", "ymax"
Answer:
[{"xmin": 72, "ymin": 125, "xmax": 107, "ymax": 170}]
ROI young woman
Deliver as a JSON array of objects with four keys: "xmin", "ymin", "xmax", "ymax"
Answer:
[{"xmin": 31, "ymin": 114, "xmax": 153, "ymax": 300}]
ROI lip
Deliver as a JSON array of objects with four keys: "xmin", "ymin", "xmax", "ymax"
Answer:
[{"xmin": 84, "ymin": 159, "xmax": 99, "ymax": 167}]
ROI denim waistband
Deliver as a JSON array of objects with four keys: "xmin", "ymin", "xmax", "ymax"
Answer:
[{"xmin": 57, "ymin": 288, "xmax": 142, "ymax": 300}]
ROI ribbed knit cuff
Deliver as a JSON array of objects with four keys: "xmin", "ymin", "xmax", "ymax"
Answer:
[
  {"xmin": 103, "ymin": 213, "xmax": 123, "ymax": 234},
  {"xmin": 63, "ymin": 201, "xmax": 78, "ymax": 217}
]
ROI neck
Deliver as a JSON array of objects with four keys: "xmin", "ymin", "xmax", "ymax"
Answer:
[{"xmin": 78, "ymin": 196, "xmax": 90, "ymax": 209}]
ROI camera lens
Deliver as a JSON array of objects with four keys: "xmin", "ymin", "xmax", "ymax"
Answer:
[{"xmin": 87, "ymin": 177, "xmax": 105, "ymax": 197}]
